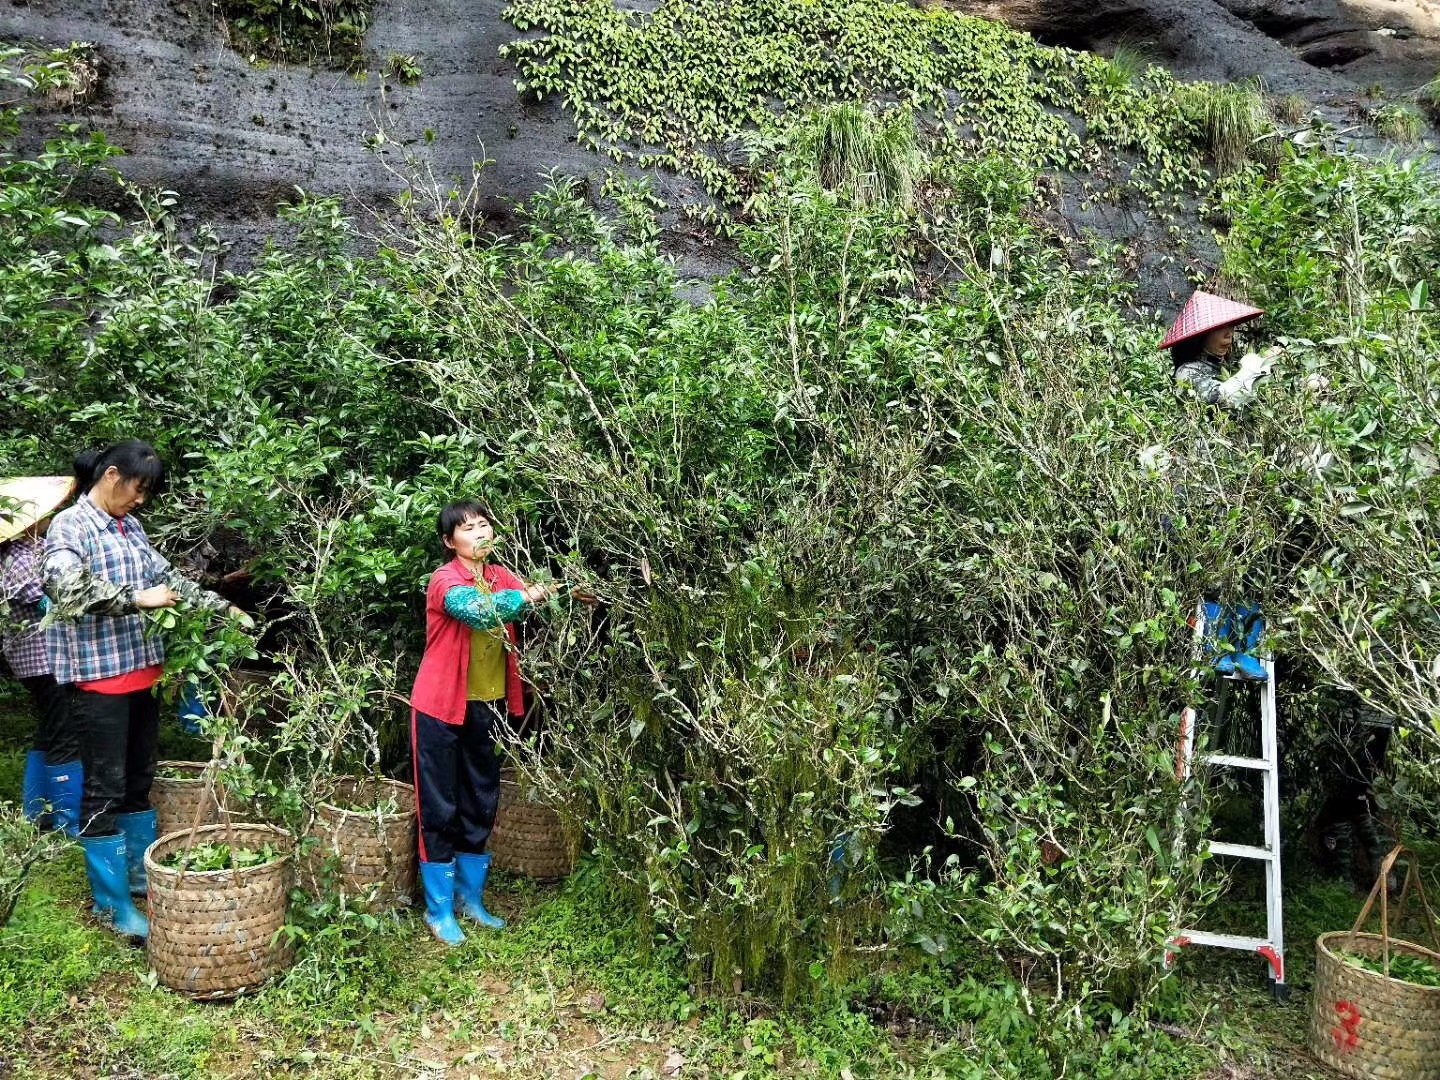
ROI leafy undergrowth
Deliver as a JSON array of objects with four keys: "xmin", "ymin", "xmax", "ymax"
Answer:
[
  {"xmin": 502, "ymin": 0, "xmax": 1263, "ymax": 204},
  {"xmin": 0, "ymin": 682, "xmax": 1389, "ymax": 1079},
  {"xmin": 0, "ymin": 843, "xmax": 1338, "ymax": 1080},
  {"xmin": 0, "ymin": 699, "xmax": 1364, "ymax": 1080}
]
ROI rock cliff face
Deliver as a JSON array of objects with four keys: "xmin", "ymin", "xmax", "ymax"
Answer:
[
  {"xmin": 951, "ymin": 0, "xmax": 1438, "ymax": 96},
  {"xmin": 1217, "ymin": 0, "xmax": 1440, "ymax": 91},
  {"xmin": 0, "ymin": 0, "xmax": 1434, "ymax": 273},
  {"xmin": 3, "ymin": 0, "xmax": 713, "ymax": 266}
]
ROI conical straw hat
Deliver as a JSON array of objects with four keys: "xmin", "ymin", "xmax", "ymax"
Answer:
[
  {"xmin": 1159, "ymin": 291, "xmax": 1264, "ymax": 350},
  {"xmin": 0, "ymin": 476, "xmax": 76, "ymax": 543}
]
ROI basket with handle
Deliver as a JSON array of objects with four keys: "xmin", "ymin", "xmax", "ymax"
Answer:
[
  {"xmin": 1309, "ymin": 845, "xmax": 1440, "ymax": 1079},
  {"xmin": 303, "ymin": 777, "xmax": 416, "ymax": 911}
]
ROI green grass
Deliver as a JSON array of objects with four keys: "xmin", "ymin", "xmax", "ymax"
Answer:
[
  {"xmin": 1176, "ymin": 79, "xmax": 1272, "ymax": 172},
  {"xmin": 1372, "ymin": 102, "xmax": 1425, "ymax": 143},
  {"xmin": 1276, "ymin": 93, "xmax": 1309, "ymax": 125},
  {"xmin": 1420, "ymin": 76, "xmax": 1440, "ymax": 118},
  {"xmin": 799, "ymin": 103, "xmax": 923, "ymax": 209}
]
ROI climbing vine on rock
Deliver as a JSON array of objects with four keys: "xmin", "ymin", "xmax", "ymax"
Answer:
[{"xmin": 502, "ymin": 0, "xmax": 1220, "ymax": 200}]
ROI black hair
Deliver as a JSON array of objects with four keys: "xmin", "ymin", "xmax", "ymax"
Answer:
[
  {"xmin": 438, "ymin": 500, "xmax": 496, "ymax": 544},
  {"xmin": 74, "ymin": 440, "xmax": 168, "ymax": 496},
  {"xmin": 1169, "ymin": 336, "xmax": 1205, "ymax": 367}
]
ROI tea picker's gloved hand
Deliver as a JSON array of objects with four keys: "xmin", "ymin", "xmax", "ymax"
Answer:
[{"xmin": 1217, "ymin": 346, "xmax": 1282, "ymax": 408}]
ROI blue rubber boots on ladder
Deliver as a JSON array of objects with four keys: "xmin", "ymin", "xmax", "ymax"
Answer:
[{"xmin": 1203, "ymin": 602, "xmax": 1268, "ymax": 682}]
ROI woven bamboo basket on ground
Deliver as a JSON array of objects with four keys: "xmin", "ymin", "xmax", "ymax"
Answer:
[
  {"xmin": 489, "ymin": 768, "xmax": 573, "ymax": 879},
  {"xmin": 1309, "ymin": 846, "xmax": 1440, "ymax": 1079},
  {"xmin": 304, "ymin": 778, "xmax": 416, "ymax": 910},
  {"xmin": 146, "ymin": 823, "xmax": 295, "ymax": 1001},
  {"xmin": 151, "ymin": 761, "xmax": 231, "ymax": 839}
]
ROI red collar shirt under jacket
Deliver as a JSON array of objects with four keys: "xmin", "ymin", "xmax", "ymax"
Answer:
[
  {"xmin": 41, "ymin": 493, "xmax": 229, "ymax": 684},
  {"xmin": 0, "ymin": 536, "xmax": 53, "ymax": 679},
  {"xmin": 410, "ymin": 558, "xmax": 528, "ymax": 726}
]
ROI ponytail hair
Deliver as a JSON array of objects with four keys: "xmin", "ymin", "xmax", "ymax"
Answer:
[{"xmin": 74, "ymin": 440, "xmax": 167, "ymax": 496}]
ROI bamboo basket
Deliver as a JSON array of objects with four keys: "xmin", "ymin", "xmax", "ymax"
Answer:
[
  {"xmin": 151, "ymin": 761, "xmax": 230, "ymax": 839},
  {"xmin": 304, "ymin": 778, "xmax": 416, "ymax": 910},
  {"xmin": 1309, "ymin": 846, "xmax": 1440, "ymax": 1079},
  {"xmin": 489, "ymin": 768, "xmax": 573, "ymax": 880},
  {"xmin": 146, "ymin": 823, "xmax": 295, "ymax": 1000}
]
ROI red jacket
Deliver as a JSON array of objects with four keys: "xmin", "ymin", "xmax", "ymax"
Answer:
[{"xmin": 409, "ymin": 558, "xmax": 527, "ymax": 725}]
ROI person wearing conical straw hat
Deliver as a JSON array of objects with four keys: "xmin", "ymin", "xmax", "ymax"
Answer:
[
  {"xmin": 1163, "ymin": 289, "xmax": 1283, "ymax": 410},
  {"xmin": 1, "ymin": 475, "xmax": 81, "ymax": 837},
  {"xmin": 1160, "ymin": 289, "xmax": 1285, "ymax": 683}
]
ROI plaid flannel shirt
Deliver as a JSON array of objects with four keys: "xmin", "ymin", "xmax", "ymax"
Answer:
[
  {"xmin": 42, "ymin": 494, "xmax": 228, "ymax": 684},
  {"xmin": 1, "ymin": 536, "xmax": 53, "ymax": 678}
]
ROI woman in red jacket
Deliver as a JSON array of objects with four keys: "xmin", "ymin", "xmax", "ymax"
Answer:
[{"xmin": 409, "ymin": 501, "xmax": 561, "ymax": 945}]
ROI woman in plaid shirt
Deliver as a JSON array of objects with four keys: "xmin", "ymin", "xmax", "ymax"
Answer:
[{"xmin": 43, "ymin": 441, "xmax": 251, "ymax": 941}]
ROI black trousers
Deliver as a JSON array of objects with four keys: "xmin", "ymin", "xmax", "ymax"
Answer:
[
  {"xmin": 71, "ymin": 687, "xmax": 160, "ymax": 838},
  {"xmin": 412, "ymin": 701, "xmax": 503, "ymax": 863},
  {"xmin": 1316, "ymin": 724, "xmax": 1393, "ymax": 832},
  {"xmin": 21, "ymin": 674, "xmax": 79, "ymax": 763}
]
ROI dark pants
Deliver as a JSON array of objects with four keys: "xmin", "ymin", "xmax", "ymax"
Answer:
[
  {"xmin": 71, "ymin": 687, "xmax": 160, "ymax": 838},
  {"xmin": 412, "ymin": 701, "xmax": 503, "ymax": 863},
  {"xmin": 1316, "ymin": 724, "xmax": 1393, "ymax": 832},
  {"xmin": 21, "ymin": 674, "xmax": 79, "ymax": 763}
]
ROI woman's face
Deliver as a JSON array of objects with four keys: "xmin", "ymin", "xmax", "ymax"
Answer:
[
  {"xmin": 94, "ymin": 468, "xmax": 150, "ymax": 518},
  {"xmin": 446, "ymin": 513, "xmax": 495, "ymax": 562},
  {"xmin": 1201, "ymin": 325, "xmax": 1235, "ymax": 358}
]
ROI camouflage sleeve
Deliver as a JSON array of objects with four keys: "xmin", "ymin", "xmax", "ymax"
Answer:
[
  {"xmin": 1173, "ymin": 360, "xmax": 1226, "ymax": 406},
  {"xmin": 41, "ymin": 519, "xmax": 135, "ymax": 620},
  {"xmin": 143, "ymin": 543, "xmax": 230, "ymax": 614}
]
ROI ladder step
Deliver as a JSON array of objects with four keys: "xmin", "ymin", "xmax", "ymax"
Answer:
[
  {"xmin": 1177, "ymin": 930, "xmax": 1276, "ymax": 952},
  {"xmin": 1208, "ymin": 842, "xmax": 1275, "ymax": 861},
  {"xmin": 1203, "ymin": 753, "xmax": 1274, "ymax": 771}
]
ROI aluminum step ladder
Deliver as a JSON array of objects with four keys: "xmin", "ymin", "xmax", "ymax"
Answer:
[{"xmin": 1166, "ymin": 602, "xmax": 1287, "ymax": 998}]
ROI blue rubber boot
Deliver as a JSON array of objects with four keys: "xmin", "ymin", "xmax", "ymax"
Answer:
[
  {"xmin": 455, "ymin": 853, "xmax": 506, "ymax": 930},
  {"xmin": 1200, "ymin": 603, "xmax": 1240, "ymax": 676},
  {"xmin": 22, "ymin": 750, "xmax": 48, "ymax": 825},
  {"xmin": 1231, "ymin": 606, "xmax": 1268, "ymax": 681},
  {"xmin": 115, "ymin": 809, "xmax": 158, "ymax": 896},
  {"xmin": 44, "ymin": 760, "xmax": 83, "ymax": 838},
  {"xmin": 419, "ymin": 860, "xmax": 466, "ymax": 946},
  {"xmin": 80, "ymin": 834, "xmax": 149, "ymax": 940}
]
